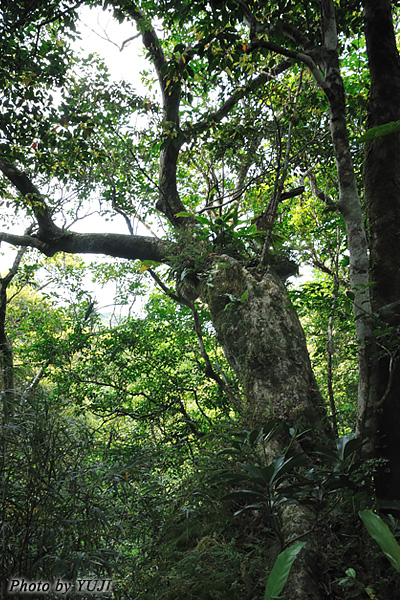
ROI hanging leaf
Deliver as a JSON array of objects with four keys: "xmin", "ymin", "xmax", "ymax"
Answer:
[
  {"xmin": 357, "ymin": 120, "xmax": 400, "ymax": 142},
  {"xmin": 264, "ymin": 542, "xmax": 306, "ymax": 600},
  {"xmin": 359, "ymin": 510, "xmax": 400, "ymax": 572}
]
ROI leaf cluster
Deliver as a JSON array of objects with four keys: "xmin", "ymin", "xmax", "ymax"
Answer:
[{"xmin": 218, "ymin": 424, "xmax": 369, "ymax": 527}]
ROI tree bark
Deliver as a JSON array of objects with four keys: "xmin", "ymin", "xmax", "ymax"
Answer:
[
  {"xmin": 315, "ymin": 0, "xmax": 378, "ymax": 453},
  {"xmin": 204, "ymin": 256, "xmax": 328, "ymax": 433},
  {"xmin": 363, "ymin": 0, "xmax": 400, "ymax": 506},
  {"xmin": 0, "ymin": 283, "xmax": 14, "ymax": 404},
  {"xmin": 203, "ymin": 256, "xmax": 330, "ymax": 600},
  {"xmin": 0, "ymin": 246, "xmax": 27, "ymax": 408},
  {"xmin": 248, "ymin": 0, "xmax": 377, "ymax": 448}
]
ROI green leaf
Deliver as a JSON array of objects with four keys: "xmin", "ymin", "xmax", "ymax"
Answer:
[
  {"xmin": 342, "ymin": 437, "xmax": 363, "ymax": 462},
  {"xmin": 270, "ymin": 454, "xmax": 306, "ymax": 487},
  {"xmin": 262, "ymin": 420, "xmax": 279, "ymax": 438},
  {"xmin": 222, "ymin": 489, "xmax": 266, "ymax": 501},
  {"xmin": 194, "ymin": 215, "xmax": 214, "ymax": 226},
  {"xmin": 336, "ymin": 434, "xmax": 362, "ymax": 461},
  {"xmin": 313, "ymin": 444, "xmax": 339, "ymax": 463},
  {"xmin": 248, "ymin": 428, "xmax": 259, "ymax": 446},
  {"xmin": 359, "ymin": 510, "xmax": 400, "ymax": 572},
  {"xmin": 357, "ymin": 120, "xmax": 400, "ymax": 142},
  {"xmin": 234, "ymin": 503, "xmax": 264, "ymax": 516},
  {"xmin": 173, "ymin": 43, "xmax": 186, "ymax": 54},
  {"xmin": 240, "ymin": 289, "xmax": 249, "ymax": 303},
  {"xmin": 243, "ymin": 463, "xmax": 265, "ymax": 483},
  {"xmin": 216, "ymin": 448, "xmax": 242, "ymax": 456},
  {"xmin": 264, "ymin": 542, "xmax": 306, "ymax": 600}
]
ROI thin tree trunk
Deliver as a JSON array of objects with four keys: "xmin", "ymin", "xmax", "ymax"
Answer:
[
  {"xmin": 0, "ymin": 284, "xmax": 14, "ymax": 405},
  {"xmin": 318, "ymin": 0, "xmax": 378, "ymax": 452},
  {"xmin": 0, "ymin": 247, "xmax": 27, "ymax": 407},
  {"xmin": 326, "ymin": 255, "xmax": 339, "ymax": 439}
]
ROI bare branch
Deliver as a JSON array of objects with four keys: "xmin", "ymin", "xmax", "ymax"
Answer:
[
  {"xmin": 22, "ymin": 361, "xmax": 50, "ymax": 399},
  {"xmin": 1, "ymin": 233, "xmax": 31, "ymax": 287},
  {"xmin": 148, "ymin": 269, "xmax": 241, "ymax": 407},
  {"xmin": 199, "ymin": 171, "xmax": 269, "ymax": 214},
  {"xmin": 261, "ymin": 120, "xmax": 294, "ymax": 265},
  {"xmin": 148, "ymin": 268, "xmax": 182, "ymax": 303},
  {"xmin": 190, "ymin": 305, "xmax": 241, "ymax": 408},
  {"xmin": 79, "ymin": 17, "xmax": 140, "ymax": 52},
  {"xmin": 247, "ymin": 39, "xmax": 328, "ymax": 92},
  {"xmin": 0, "ymin": 232, "xmax": 50, "ymax": 253},
  {"xmin": 0, "ymin": 158, "xmax": 174, "ymax": 262},
  {"xmin": 183, "ymin": 61, "xmax": 291, "ymax": 142}
]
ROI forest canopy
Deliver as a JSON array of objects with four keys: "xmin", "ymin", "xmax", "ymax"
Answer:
[{"xmin": 1, "ymin": 1, "xmax": 400, "ymax": 598}]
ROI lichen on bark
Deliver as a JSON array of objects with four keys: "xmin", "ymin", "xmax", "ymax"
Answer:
[{"xmin": 203, "ymin": 256, "xmax": 328, "ymax": 433}]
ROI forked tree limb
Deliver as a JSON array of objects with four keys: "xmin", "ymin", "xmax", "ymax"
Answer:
[{"xmin": 0, "ymin": 158, "xmax": 174, "ymax": 263}]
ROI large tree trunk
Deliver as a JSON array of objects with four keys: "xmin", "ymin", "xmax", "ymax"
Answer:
[
  {"xmin": 204, "ymin": 256, "xmax": 328, "ymax": 433},
  {"xmin": 203, "ymin": 257, "xmax": 330, "ymax": 599},
  {"xmin": 363, "ymin": 0, "xmax": 400, "ymax": 506}
]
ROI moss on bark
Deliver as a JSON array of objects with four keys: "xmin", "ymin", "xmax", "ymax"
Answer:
[{"xmin": 203, "ymin": 257, "xmax": 328, "ymax": 434}]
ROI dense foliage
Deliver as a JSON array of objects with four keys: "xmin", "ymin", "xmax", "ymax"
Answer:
[{"xmin": 1, "ymin": 1, "xmax": 400, "ymax": 599}]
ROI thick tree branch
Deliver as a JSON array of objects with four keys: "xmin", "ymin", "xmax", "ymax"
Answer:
[
  {"xmin": 0, "ymin": 158, "xmax": 174, "ymax": 262},
  {"xmin": 320, "ymin": 0, "xmax": 338, "ymax": 52},
  {"xmin": 127, "ymin": 9, "xmax": 168, "ymax": 99},
  {"xmin": 0, "ymin": 158, "xmax": 55, "ymax": 236},
  {"xmin": 281, "ymin": 22, "xmax": 315, "ymax": 51},
  {"xmin": 0, "ymin": 230, "xmax": 173, "ymax": 262},
  {"xmin": 118, "ymin": 9, "xmax": 188, "ymax": 227},
  {"xmin": 0, "ymin": 232, "xmax": 48, "ymax": 252}
]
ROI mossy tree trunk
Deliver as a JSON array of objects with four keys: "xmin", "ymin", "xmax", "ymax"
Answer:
[
  {"xmin": 203, "ymin": 256, "xmax": 330, "ymax": 599},
  {"xmin": 204, "ymin": 256, "xmax": 328, "ymax": 434}
]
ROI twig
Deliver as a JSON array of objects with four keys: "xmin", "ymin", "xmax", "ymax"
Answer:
[{"xmin": 147, "ymin": 269, "xmax": 241, "ymax": 407}]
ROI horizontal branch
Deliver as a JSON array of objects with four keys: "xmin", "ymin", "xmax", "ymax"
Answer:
[
  {"xmin": 0, "ymin": 229, "xmax": 174, "ymax": 263},
  {"xmin": 0, "ymin": 157, "xmax": 176, "ymax": 263},
  {"xmin": 0, "ymin": 232, "xmax": 48, "ymax": 252}
]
